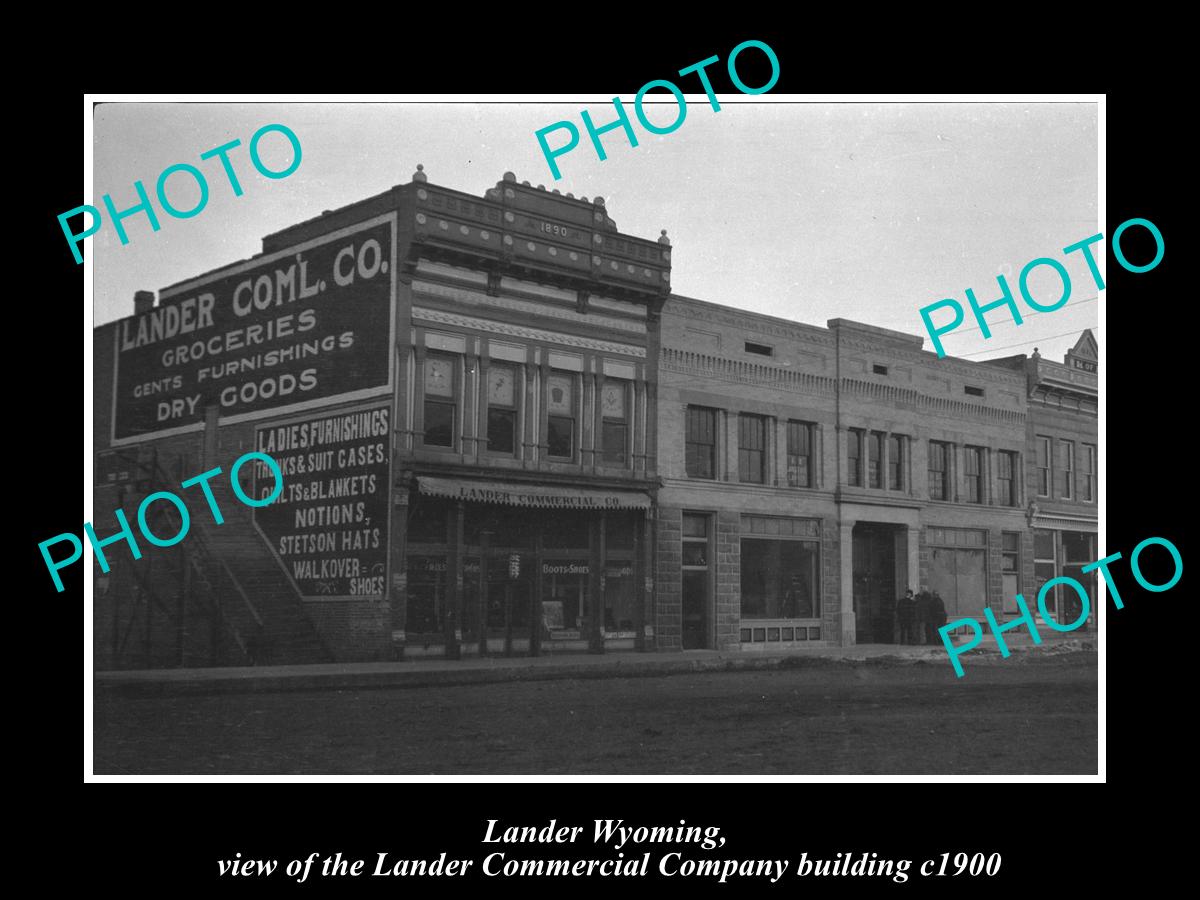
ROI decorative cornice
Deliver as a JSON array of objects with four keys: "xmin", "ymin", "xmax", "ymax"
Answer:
[
  {"xmin": 412, "ymin": 279, "xmax": 646, "ymax": 335},
  {"xmin": 412, "ymin": 307, "xmax": 647, "ymax": 358},
  {"xmin": 660, "ymin": 348, "xmax": 1025, "ymax": 423},
  {"xmin": 661, "ymin": 347, "xmax": 836, "ymax": 395},
  {"xmin": 837, "ymin": 335, "xmax": 1027, "ymax": 385}
]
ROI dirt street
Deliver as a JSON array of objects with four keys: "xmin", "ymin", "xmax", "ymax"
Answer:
[{"xmin": 93, "ymin": 653, "xmax": 1097, "ymax": 775}]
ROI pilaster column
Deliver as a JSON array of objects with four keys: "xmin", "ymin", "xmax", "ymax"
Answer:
[
  {"xmin": 906, "ymin": 525, "xmax": 921, "ymax": 595},
  {"xmin": 839, "ymin": 521, "xmax": 856, "ymax": 646},
  {"xmin": 390, "ymin": 486, "xmax": 410, "ymax": 659}
]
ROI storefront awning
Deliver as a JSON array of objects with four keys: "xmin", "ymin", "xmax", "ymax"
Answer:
[
  {"xmin": 1032, "ymin": 514, "xmax": 1098, "ymax": 533},
  {"xmin": 416, "ymin": 476, "xmax": 651, "ymax": 510}
]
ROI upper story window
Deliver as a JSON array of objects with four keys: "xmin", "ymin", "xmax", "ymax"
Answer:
[
  {"xmin": 744, "ymin": 341, "xmax": 773, "ymax": 357},
  {"xmin": 964, "ymin": 445, "xmax": 984, "ymax": 504},
  {"xmin": 965, "ymin": 385, "xmax": 985, "ymax": 397},
  {"xmin": 786, "ymin": 420, "xmax": 814, "ymax": 488},
  {"xmin": 873, "ymin": 364, "xmax": 889, "ymax": 376},
  {"xmin": 998, "ymin": 450, "xmax": 1019, "ymax": 507},
  {"xmin": 600, "ymin": 379, "xmax": 629, "ymax": 466},
  {"xmin": 1060, "ymin": 439, "xmax": 1075, "ymax": 500},
  {"xmin": 847, "ymin": 428, "xmax": 863, "ymax": 487},
  {"xmin": 422, "ymin": 354, "xmax": 457, "ymax": 449},
  {"xmin": 867, "ymin": 431, "xmax": 884, "ymax": 489},
  {"xmin": 738, "ymin": 413, "xmax": 767, "ymax": 484},
  {"xmin": 928, "ymin": 440, "xmax": 950, "ymax": 501},
  {"xmin": 485, "ymin": 364, "xmax": 518, "ymax": 454},
  {"xmin": 546, "ymin": 372, "xmax": 576, "ymax": 460},
  {"xmin": 1035, "ymin": 436, "xmax": 1051, "ymax": 497},
  {"xmin": 1083, "ymin": 443, "xmax": 1097, "ymax": 503},
  {"xmin": 685, "ymin": 406, "xmax": 717, "ymax": 479},
  {"xmin": 887, "ymin": 434, "xmax": 904, "ymax": 491}
]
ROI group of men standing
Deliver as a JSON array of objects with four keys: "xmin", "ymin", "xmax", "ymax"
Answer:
[{"xmin": 895, "ymin": 587, "xmax": 947, "ymax": 645}]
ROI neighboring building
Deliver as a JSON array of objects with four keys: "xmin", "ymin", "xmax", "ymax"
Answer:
[
  {"xmin": 93, "ymin": 168, "xmax": 669, "ymax": 666},
  {"xmin": 656, "ymin": 300, "xmax": 1035, "ymax": 651},
  {"xmin": 90, "ymin": 168, "xmax": 1098, "ymax": 667},
  {"xmin": 988, "ymin": 332, "xmax": 1099, "ymax": 629}
]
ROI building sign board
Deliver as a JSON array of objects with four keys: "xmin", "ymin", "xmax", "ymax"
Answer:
[
  {"xmin": 253, "ymin": 405, "xmax": 391, "ymax": 599},
  {"xmin": 112, "ymin": 215, "xmax": 395, "ymax": 443}
]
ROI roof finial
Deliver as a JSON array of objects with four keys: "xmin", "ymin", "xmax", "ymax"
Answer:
[
  {"xmin": 502, "ymin": 171, "xmax": 516, "ymax": 182},
  {"xmin": 413, "ymin": 163, "xmax": 427, "ymax": 183},
  {"xmin": 658, "ymin": 229, "xmax": 671, "ymax": 246}
]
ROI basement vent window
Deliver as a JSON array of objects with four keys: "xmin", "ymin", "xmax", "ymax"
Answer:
[
  {"xmin": 873, "ymin": 364, "xmax": 888, "ymax": 375},
  {"xmin": 965, "ymin": 385, "xmax": 985, "ymax": 397},
  {"xmin": 745, "ymin": 341, "xmax": 773, "ymax": 357}
]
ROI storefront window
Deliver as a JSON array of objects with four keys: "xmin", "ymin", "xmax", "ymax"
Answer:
[
  {"xmin": 926, "ymin": 528, "xmax": 987, "ymax": 620},
  {"xmin": 740, "ymin": 517, "xmax": 820, "ymax": 620},
  {"xmin": 1060, "ymin": 531, "xmax": 1096, "ymax": 626},
  {"xmin": 464, "ymin": 556, "xmax": 531, "ymax": 637},
  {"xmin": 406, "ymin": 555, "xmax": 448, "ymax": 638},
  {"xmin": 541, "ymin": 561, "xmax": 589, "ymax": 639},
  {"xmin": 1001, "ymin": 531, "xmax": 1021, "ymax": 613},
  {"xmin": 603, "ymin": 560, "xmax": 636, "ymax": 634},
  {"xmin": 1033, "ymin": 528, "xmax": 1057, "ymax": 616}
]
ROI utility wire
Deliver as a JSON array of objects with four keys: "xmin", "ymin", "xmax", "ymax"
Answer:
[
  {"xmin": 959, "ymin": 326, "xmax": 1102, "ymax": 358},
  {"xmin": 938, "ymin": 295, "xmax": 1099, "ymax": 338}
]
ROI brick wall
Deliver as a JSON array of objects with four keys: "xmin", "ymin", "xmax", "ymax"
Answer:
[
  {"xmin": 715, "ymin": 511, "xmax": 741, "ymax": 649},
  {"xmin": 821, "ymin": 520, "xmax": 843, "ymax": 640},
  {"xmin": 305, "ymin": 600, "xmax": 391, "ymax": 661}
]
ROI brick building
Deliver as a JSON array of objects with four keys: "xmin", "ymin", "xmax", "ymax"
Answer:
[
  {"xmin": 987, "ymin": 332, "xmax": 1099, "ymax": 629},
  {"xmin": 93, "ymin": 167, "xmax": 668, "ymax": 666},
  {"xmin": 654, "ymin": 299, "xmax": 1056, "ymax": 652},
  {"xmin": 91, "ymin": 168, "xmax": 1098, "ymax": 666}
]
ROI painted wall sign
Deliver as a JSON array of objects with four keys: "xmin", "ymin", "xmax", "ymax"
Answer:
[
  {"xmin": 112, "ymin": 215, "xmax": 396, "ymax": 443},
  {"xmin": 253, "ymin": 405, "xmax": 391, "ymax": 599}
]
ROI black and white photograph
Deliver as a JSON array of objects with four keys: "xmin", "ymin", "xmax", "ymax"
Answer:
[{"xmin": 80, "ymin": 94, "xmax": 1107, "ymax": 780}]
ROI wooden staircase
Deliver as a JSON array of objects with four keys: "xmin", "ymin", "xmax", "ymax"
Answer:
[{"xmin": 95, "ymin": 449, "xmax": 332, "ymax": 669}]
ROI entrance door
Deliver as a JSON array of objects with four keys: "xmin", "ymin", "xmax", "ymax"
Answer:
[
  {"xmin": 852, "ymin": 524, "xmax": 898, "ymax": 643},
  {"xmin": 682, "ymin": 571, "xmax": 708, "ymax": 649},
  {"xmin": 680, "ymin": 512, "xmax": 711, "ymax": 649}
]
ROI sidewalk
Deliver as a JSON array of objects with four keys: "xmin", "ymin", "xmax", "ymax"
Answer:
[{"xmin": 94, "ymin": 632, "xmax": 1094, "ymax": 698}]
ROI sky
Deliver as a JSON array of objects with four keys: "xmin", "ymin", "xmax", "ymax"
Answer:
[{"xmin": 92, "ymin": 99, "xmax": 1098, "ymax": 364}]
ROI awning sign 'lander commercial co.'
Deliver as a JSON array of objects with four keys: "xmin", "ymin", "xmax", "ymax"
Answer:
[
  {"xmin": 111, "ymin": 215, "xmax": 396, "ymax": 443},
  {"xmin": 417, "ymin": 476, "xmax": 652, "ymax": 511}
]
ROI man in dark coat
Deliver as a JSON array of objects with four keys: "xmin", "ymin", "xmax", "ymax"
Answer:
[
  {"xmin": 926, "ymin": 590, "xmax": 948, "ymax": 645},
  {"xmin": 897, "ymin": 589, "xmax": 918, "ymax": 644},
  {"xmin": 915, "ymin": 586, "xmax": 932, "ymax": 644}
]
